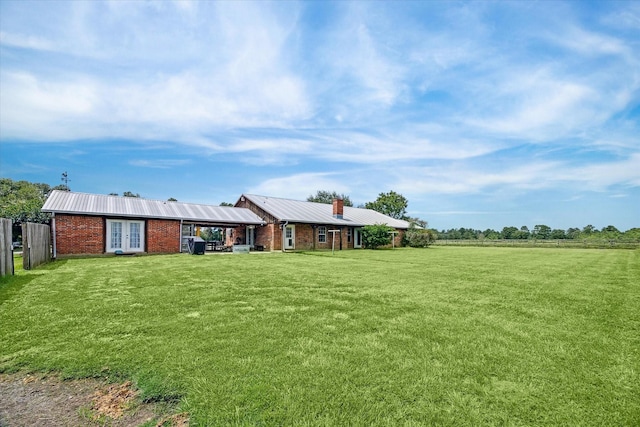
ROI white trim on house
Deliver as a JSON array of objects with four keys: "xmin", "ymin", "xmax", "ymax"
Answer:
[
  {"xmin": 106, "ymin": 219, "xmax": 145, "ymax": 253},
  {"xmin": 354, "ymin": 228, "xmax": 363, "ymax": 248},
  {"xmin": 318, "ymin": 226, "xmax": 327, "ymax": 243},
  {"xmin": 284, "ymin": 225, "xmax": 295, "ymax": 250}
]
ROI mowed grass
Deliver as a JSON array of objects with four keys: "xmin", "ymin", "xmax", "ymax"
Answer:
[{"xmin": 1, "ymin": 247, "xmax": 638, "ymax": 426}]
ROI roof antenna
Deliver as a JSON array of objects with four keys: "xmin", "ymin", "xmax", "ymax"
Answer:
[{"xmin": 61, "ymin": 171, "xmax": 71, "ymax": 191}]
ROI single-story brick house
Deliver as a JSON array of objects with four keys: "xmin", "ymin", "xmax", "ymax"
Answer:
[
  {"xmin": 42, "ymin": 190, "xmax": 265, "ymax": 257},
  {"xmin": 42, "ymin": 191, "xmax": 411, "ymax": 257},
  {"xmin": 232, "ymin": 194, "xmax": 412, "ymax": 251}
]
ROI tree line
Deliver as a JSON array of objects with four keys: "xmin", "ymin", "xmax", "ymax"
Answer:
[{"xmin": 438, "ymin": 225, "xmax": 640, "ymax": 241}]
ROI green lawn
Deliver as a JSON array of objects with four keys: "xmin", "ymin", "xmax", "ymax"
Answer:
[{"xmin": 1, "ymin": 247, "xmax": 638, "ymax": 426}]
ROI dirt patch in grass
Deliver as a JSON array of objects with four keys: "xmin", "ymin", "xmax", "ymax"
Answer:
[{"xmin": 0, "ymin": 373, "xmax": 187, "ymax": 427}]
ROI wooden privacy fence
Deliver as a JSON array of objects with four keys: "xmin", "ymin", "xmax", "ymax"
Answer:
[
  {"xmin": 0, "ymin": 218, "xmax": 13, "ymax": 276},
  {"xmin": 22, "ymin": 222, "xmax": 52, "ymax": 270}
]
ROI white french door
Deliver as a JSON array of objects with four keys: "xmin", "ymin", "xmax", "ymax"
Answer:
[
  {"xmin": 354, "ymin": 228, "xmax": 363, "ymax": 248},
  {"xmin": 246, "ymin": 226, "xmax": 255, "ymax": 247},
  {"xmin": 284, "ymin": 225, "xmax": 295, "ymax": 249},
  {"xmin": 107, "ymin": 219, "xmax": 145, "ymax": 253}
]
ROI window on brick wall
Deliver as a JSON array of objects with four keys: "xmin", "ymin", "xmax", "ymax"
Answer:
[
  {"xmin": 318, "ymin": 226, "xmax": 327, "ymax": 243},
  {"xmin": 347, "ymin": 227, "xmax": 352, "ymax": 243}
]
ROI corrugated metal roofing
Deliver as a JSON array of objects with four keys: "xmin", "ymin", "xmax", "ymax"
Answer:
[
  {"xmin": 43, "ymin": 191, "xmax": 265, "ymax": 225},
  {"xmin": 241, "ymin": 194, "xmax": 411, "ymax": 229}
]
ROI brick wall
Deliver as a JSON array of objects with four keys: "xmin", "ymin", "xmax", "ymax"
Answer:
[
  {"xmin": 256, "ymin": 224, "xmax": 275, "ymax": 251},
  {"xmin": 147, "ymin": 219, "xmax": 180, "ymax": 253},
  {"xmin": 55, "ymin": 215, "xmax": 182, "ymax": 256},
  {"xmin": 54, "ymin": 214, "xmax": 104, "ymax": 255},
  {"xmin": 265, "ymin": 224, "xmax": 281, "ymax": 251}
]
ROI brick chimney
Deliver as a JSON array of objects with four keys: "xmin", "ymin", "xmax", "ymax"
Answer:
[{"xmin": 333, "ymin": 198, "xmax": 344, "ymax": 219}]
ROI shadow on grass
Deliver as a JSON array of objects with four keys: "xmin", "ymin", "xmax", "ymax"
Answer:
[
  {"xmin": 36, "ymin": 259, "xmax": 69, "ymax": 271},
  {"xmin": 0, "ymin": 274, "xmax": 35, "ymax": 306},
  {"xmin": 0, "ymin": 260, "xmax": 68, "ymax": 306}
]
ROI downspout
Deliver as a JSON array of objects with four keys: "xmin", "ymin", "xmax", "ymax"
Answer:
[
  {"xmin": 281, "ymin": 221, "xmax": 288, "ymax": 252},
  {"xmin": 312, "ymin": 224, "xmax": 316, "ymax": 251},
  {"xmin": 51, "ymin": 212, "xmax": 57, "ymax": 259}
]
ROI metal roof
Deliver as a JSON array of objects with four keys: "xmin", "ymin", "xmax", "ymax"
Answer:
[
  {"xmin": 43, "ymin": 191, "xmax": 265, "ymax": 225},
  {"xmin": 240, "ymin": 194, "xmax": 412, "ymax": 229}
]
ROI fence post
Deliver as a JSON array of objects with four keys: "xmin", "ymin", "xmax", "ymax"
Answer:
[
  {"xmin": 0, "ymin": 218, "xmax": 14, "ymax": 276},
  {"xmin": 21, "ymin": 222, "xmax": 52, "ymax": 270}
]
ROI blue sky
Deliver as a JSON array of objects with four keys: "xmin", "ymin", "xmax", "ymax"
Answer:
[{"xmin": 1, "ymin": 1, "xmax": 639, "ymax": 231}]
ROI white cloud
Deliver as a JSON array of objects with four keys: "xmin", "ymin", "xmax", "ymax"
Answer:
[
  {"xmin": 388, "ymin": 160, "xmax": 565, "ymax": 196},
  {"xmin": 570, "ymin": 153, "xmax": 640, "ymax": 189},
  {"xmin": 0, "ymin": 31, "xmax": 56, "ymax": 51},
  {"xmin": 469, "ymin": 76, "xmax": 597, "ymax": 137},
  {"xmin": 547, "ymin": 24, "xmax": 630, "ymax": 57},
  {"xmin": 0, "ymin": 71, "xmax": 100, "ymax": 140},
  {"xmin": 248, "ymin": 173, "xmax": 351, "ymax": 200},
  {"xmin": 129, "ymin": 159, "xmax": 191, "ymax": 169}
]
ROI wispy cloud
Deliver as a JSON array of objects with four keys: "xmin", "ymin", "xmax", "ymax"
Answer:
[
  {"xmin": 0, "ymin": 31, "xmax": 56, "ymax": 51},
  {"xmin": 248, "ymin": 172, "xmax": 351, "ymax": 201},
  {"xmin": 129, "ymin": 159, "xmax": 191, "ymax": 169}
]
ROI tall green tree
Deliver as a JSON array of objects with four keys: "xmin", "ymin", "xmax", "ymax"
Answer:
[
  {"xmin": 364, "ymin": 191, "xmax": 408, "ymax": 220},
  {"xmin": 0, "ymin": 178, "xmax": 54, "ymax": 225},
  {"xmin": 307, "ymin": 190, "xmax": 353, "ymax": 207}
]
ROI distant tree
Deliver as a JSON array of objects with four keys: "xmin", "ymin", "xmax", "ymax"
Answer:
[
  {"xmin": 582, "ymin": 224, "xmax": 596, "ymax": 235},
  {"xmin": 361, "ymin": 224, "xmax": 393, "ymax": 249},
  {"xmin": 167, "ymin": 197, "xmax": 178, "ymax": 202},
  {"xmin": 307, "ymin": 190, "xmax": 353, "ymax": 207},
  {"xmin": 501, "ymin": 226, "xmax": 519, "ymax": 239},
  {"xmin": 600, "ymin": 225, "xmax": 621, "ymax": 239},
  {"xmin": 458, "ymin": 227, "xmax": 478, "ymax": 239},
  {"xmin": 483, "ymin": 229, "xmax": 501, "ymax": 239},
  {"xmin": 566, "ymin": 227, "xmax": 581, "ymax": 239},
  {"xmin": 220, "ymin": 202, "xmax": 234, "ymax": 207},
  {"xmin": 406, "ymin": 216, "xmax": 428, "ymax": 228},
  {"xmin": 550, "ymin": 229, "xmax": 567, "ymax": 239},
  {"xmin": 365, "ymin": 191, "xmax": 408, "ymax": 220},
  {"xmin": 532, "ymin": 224, "xmax": 551, "ymax": 239},
  {"xmin": 200, "ymin": 227, "xmax": 221, "ymax": 241},
  {"xmin": 601, "ymin": 225, "xmax": 620, "ymax": 234},
  {"xmin": 108, "ymin": 192, "xmax": 119, "ymax": 196},
  {"xmin": 518, "ymin": 226, "xmax": 531, "ymax": 239},
  {"xmin": 122, "ymin": 191, "xmax": 141, "ymax": 198},
  {"xmin": 623, "ymin": 228, "xmax": 640, "ymax": 241}
]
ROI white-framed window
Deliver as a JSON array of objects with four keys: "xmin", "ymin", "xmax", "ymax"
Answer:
[{"xmin": 318, "ymin": 226, "xmax": 327, "ymax": 243}]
